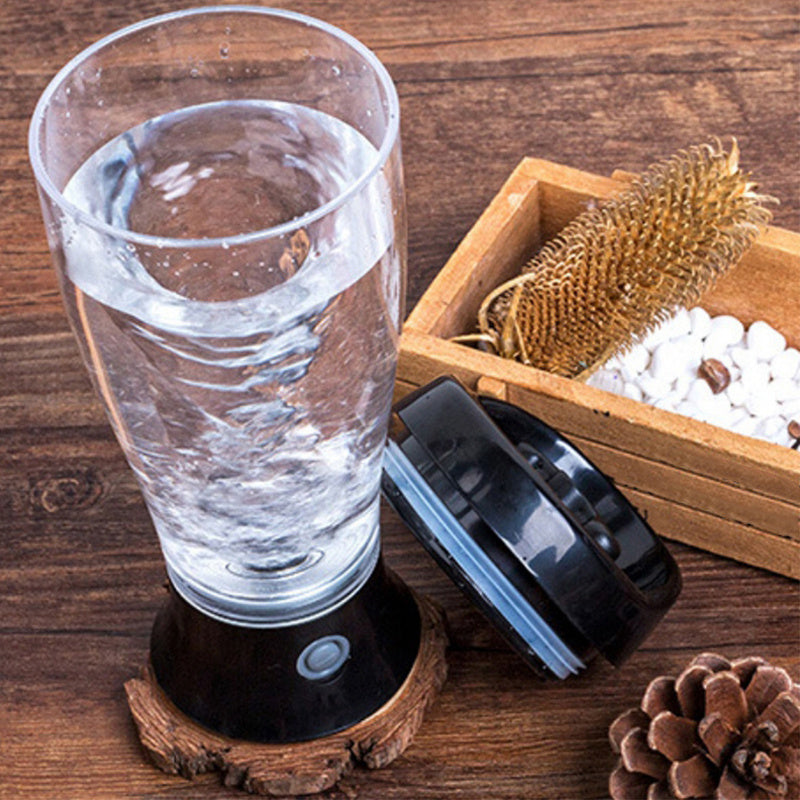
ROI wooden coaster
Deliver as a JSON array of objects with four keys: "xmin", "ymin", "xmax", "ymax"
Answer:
[{"xmin": 125, "ymin": 592, "xmax": 448, "ymax": 796}]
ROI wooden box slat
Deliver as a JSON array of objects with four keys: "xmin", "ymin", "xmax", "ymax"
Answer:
[{"xmin": 398, "ymin": 158, "xmax": 800, "ymax": 579}]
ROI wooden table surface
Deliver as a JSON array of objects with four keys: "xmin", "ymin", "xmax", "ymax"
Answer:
[{"xmin": 1, "ymin": 2, "xmax": 798, "ymax": 798}]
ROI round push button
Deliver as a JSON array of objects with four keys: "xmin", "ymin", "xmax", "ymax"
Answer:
[{"xmin": 296, "ymin": 635, "xmax": 351, "ymax": 681}]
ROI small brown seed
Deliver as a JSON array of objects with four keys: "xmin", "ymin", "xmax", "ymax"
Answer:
[
  {"xmin": 698, "ymin": 358, "xmax": 731, "ymax": 394},
  {"xmin": 788, "ymin": 419, "xmax": 800, "ymax": 449}
]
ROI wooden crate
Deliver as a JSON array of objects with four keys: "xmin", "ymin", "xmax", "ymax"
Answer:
[{"xmin": 397, "ymin": 157, "xmax": 800, "ymax": 579}]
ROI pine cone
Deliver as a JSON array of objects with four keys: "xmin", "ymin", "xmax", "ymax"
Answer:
[{"xmin": 609, "ymin": 653, "xmax": 800, "ymax": 799}]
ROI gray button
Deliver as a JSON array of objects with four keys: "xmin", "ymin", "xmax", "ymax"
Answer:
[{"xmin": 296, "ymin": 635, "xmax": 350, "ymax": 681}]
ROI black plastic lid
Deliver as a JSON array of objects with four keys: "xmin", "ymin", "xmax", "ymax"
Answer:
[{"xmin": 381, "ymin": 377, "xmax": 681, "ymax": 679}]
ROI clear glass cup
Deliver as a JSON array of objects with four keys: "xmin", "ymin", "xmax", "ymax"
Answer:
[{"xmin": 29, "ymin": 7, "xmax": 407, "ymax": 628}]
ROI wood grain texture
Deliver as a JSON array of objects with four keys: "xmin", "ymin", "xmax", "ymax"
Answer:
[{"xmin": 1, "ymin": 1, "xmax": 798, "ymax": 798}]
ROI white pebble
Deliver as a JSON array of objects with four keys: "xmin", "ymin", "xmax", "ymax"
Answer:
[
  {"xmin": 665, "ymin": 389, "xmax": 689, "ymax": 408},
  {"xmin": 687, "ymin": 379, "xmax": 714, "ymax": 410},
  {"xmin": 732, "ymin": 415, "xmax": 760, "ymax": 436},
  {"xmin": 675, "ymin": 400, "xmax": 701, "ymax": 419},
  {"xmin": 745, "ymin": 391, "xmax": 781, "ymax": 418},
  {"xmin": 638, "ymin": 374, "xmax": 672, "ymax": 400},
  {"xmin": 770, "ymin": 347, "xmax": 800, "ymax": 380},
  {"xmin": 650, "ymin": 341, "xmax": 685, "ymax": 383},
  {"xmin": 726, "ymin": 381, "xmax": 748, "ymax": 408},
  {"xmin": 780, "ymin": 397, "xmax": 800, "ymax": 417},
  {"xmin": 740, "ymin": 361, "xmax": 771, "ymax": 395},
  {"xmin": 708, "ymin": 314, "xmax": 745, "ymax": 347},
  {"xmin": 771, "ymin": 378, "xmax": 800, "ymax": 403},
  {"xmin": 708, "ymin": 392, "xmax": 733, "ymax": 421},
  {"xmin": 622, "ymin": 382, "xmax": 644, "ymax": 402},
  {"xmin": 674, "ymin": 333, "xmax": 705, "ymax": 365},
  {"xmin": 755, "ymin": 415, "xmax": 788, "ymax": 441},
  {"xmin": 624, "ymin": 344, "xmax": 651, "ymax": 375},
  {"xmin": 727, "ymin": 362, "xmax": 742, "ymax": 385},
  {"xmin": 619, "ymin": 344, "xmax": 650, "ymax": 381},
  {"xmin": 617, "ymin": 362, "xmax": 637, "ymax": 383},
  {"xmin": 688, "ymin": 306, "xmax": 712, "ymax": 339},
  {"xmin": 673, "ymin": 373, "xmax": 692, "ymax": 402},
  {"xmin": 730, "ymin": 346, "xmax": 757, "ymax": 372},
  {"xmin": 654, "ymin": 397, "xmax": 677, "ymax": 412},
  {"xmin": 663, "ymin": 307, "xmax": 692, "ymax": 340},
  {"xmin": 726, "ymin": 406, "xmax": 750, "ymax": 429},
  {"xmin": 747, "ymin": 320, "xmax": 786, "ymax": 361},
  {"xmin": 702, "ymin": 330, "xmax": 732, "ymax": 359}
]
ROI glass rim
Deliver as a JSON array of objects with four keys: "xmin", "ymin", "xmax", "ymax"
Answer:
[{"xmin": 28, "ymin": 5, "xmax": 400, "ymax": 250}]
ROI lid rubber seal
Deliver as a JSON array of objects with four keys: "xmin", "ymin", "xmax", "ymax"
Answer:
[{"xmin": 383, "ymin": 440, "xmax": 585, "ymax": 678}]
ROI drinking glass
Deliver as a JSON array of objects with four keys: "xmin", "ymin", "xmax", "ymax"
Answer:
[{"xmin": 29, "ymin": 7, "xmax": 406, "ymax": 630}]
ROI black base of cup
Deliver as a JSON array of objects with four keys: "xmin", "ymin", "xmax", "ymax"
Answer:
[{"xmin": 149, "ymin": 556, "xmax": 421, "ymax": 743}]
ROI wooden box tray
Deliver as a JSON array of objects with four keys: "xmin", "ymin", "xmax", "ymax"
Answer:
[{"xmin": 396, "ymin": 157, "xmax": 800, "ymax": 579}]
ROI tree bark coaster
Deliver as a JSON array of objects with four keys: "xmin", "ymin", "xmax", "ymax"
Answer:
[{"xmin": 124, "ymin": 591, "xmax": 448, "ymax": 796}]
